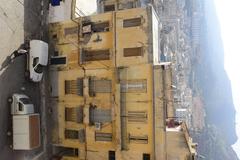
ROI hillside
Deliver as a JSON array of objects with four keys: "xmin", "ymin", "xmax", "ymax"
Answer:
[{"xmin": 192, "ymin": 0, "xmax": 238, "ymax": 159}]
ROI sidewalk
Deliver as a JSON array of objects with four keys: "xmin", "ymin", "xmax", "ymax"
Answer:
[{"xmin": 0, "ymin": 0, "xmax": 24, "ymax": 66}]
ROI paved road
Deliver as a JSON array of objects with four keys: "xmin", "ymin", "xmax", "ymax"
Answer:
[
  {"xmin": 0, "ymin": 0, "xmax": 49, "ymax": 159},
  {"xmin": 0, "ymin": 55, "xmax": 41, "ymax": 160}
]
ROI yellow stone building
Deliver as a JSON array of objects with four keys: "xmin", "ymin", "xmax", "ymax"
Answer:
[{"xmin": 48, "ymin": 1, "xmax": 197, "ymax": 160}]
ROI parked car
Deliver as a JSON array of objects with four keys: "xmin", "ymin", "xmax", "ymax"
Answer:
[
  {"xmin": 8, "ymin": 94, "xmax": 34, "ymax": 115},
  {"xmin": 28, "ymin": 40, "xmax": 48, "ymax": 82},
  {"xmin": 8, "ymin": 94, "xmax": 40, "ymax": 150}
]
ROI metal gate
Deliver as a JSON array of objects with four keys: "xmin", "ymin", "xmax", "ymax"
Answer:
[
  {"xmin": 65, "ymin": 106, "xmax": 83, "ymax": 123},
  {"xmin": 89, "ymin": 105, "xmax": 112, "ymax": 124},
  {"xmin": 65, "ymin": 78, "xmax": 83, "ymax": 96}
]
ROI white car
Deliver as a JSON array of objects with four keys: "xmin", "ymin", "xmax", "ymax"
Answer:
[
  {"xmin": 8, "ymin": 94, "xmax": 34, "ymax": 115},
  {"xmin": 29, "ymin": 40, "xmax": 48, "ymax": 82}
]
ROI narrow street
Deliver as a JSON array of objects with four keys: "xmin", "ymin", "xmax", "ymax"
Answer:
[{"xmin": 0, "ymin": 0, "xmax": 49, "ymax": 159}]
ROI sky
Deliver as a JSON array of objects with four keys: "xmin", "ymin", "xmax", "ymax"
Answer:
[
  {"xmin": 77, "ymin": 0, "xmax": 97, "ymax": 15},
  {"xmin": 213, "ymin": 0, "xmax": 240, "ymax": 158}
]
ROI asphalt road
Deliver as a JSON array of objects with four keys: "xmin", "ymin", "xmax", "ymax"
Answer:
[
  {"xmin": 0, "ymin": 0, "xmax": 49, "ymax": 159},
  {"xmin": 0, "ymin": 55, "xmax": 41, "ymax": 160}
]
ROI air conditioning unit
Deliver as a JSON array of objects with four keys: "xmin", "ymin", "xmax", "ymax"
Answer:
[
  {"xmin": 82, "ymin": 24, "xmax": 92, "ymax": 34},
  {"xmin": 95, "ymin": 122, "xmax": 101, "ymax": 130}
]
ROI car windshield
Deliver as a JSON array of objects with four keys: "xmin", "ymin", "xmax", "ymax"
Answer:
[
  {"xmin": 33, "ymin": 57, "xmax": 39, "ymax": 67},
  {"xmin": 18, "ymin": 102, "xmax": 24, "ymax": 111},
  {"xmin": 34, "ymin": 64, "xmax": 43, "ymax": 73},
  {"xmin": 19, "ymin": 98, "xmax": 31, "ymax": 104}
]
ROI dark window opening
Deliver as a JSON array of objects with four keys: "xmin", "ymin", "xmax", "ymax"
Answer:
[
  {"xmin": 33, "ymin": 57, "xmax": 39, "ymax": 67},
  {"xmin": 109, "ymin": 151, "xmax": 116, "ymax": 160},
  {"xmin": 123, "ymin": 18, "xmax": 142, "ymax": 28},
  {"xmin": 82, "ymin": 49, "xmax": 110, "ymax": 61},
  {"xmin": 82, "ymin": 21, "xmax": 110, "ymax": 34},
  {"xmin": 20, "ymin": 98, "xmax": 31, "ymax": 104},
  {"xmin": 50, "ymin": 57, "xmax": 66, "ymax": 65},
  {"xmin": 143, "ymin": 153, "xmax": 150, "ymax": 160},
  {"xmin": 18, "ymin": 103, "xmax": 24, "ymax": 111},
  {"xmin": 52, "ymin": 34, "xmax": 58, "ymax": 39},
  {"xmin": 124, "ymin": 47, "xmax": 143, "ymax": 57},
  {"xmin": 104, "ymin": 5, "xmax": 115, "ymax": 12},
  {"xmin": 92, "ymin": 22, "xmax": 110, "ymax": 32}
]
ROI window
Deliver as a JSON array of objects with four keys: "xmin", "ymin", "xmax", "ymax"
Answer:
[
  {"xmin": 128, "ymin": 111, "xmax": 148, "ymax": 123},
  {"xmin": 82, "ymin": 21, "xmax": 109, "ymax": 34},
  {"xmin": 65, "ymin": 78, "xmax": 83, "ymax": 96},
  {"xmin": 18, "ymin": 103, "xmax": 24, "ymax": 111},
  {"xmin": 95, "ymin": 132, "xmax": 112, "ymax": 142},
  {"xmin": 50, "ymin": 57, "xmax": 66, "ymax": 65},
  {"xmin": 124, "ymin": 47, "xmax": 143, "ymax": 57},
  {"xmin": 89, "ymin": 104, "xmax": 112, "ymax": 124},
  {"xmin": 126, "ymin": 2, "xmax": 135, "ymax": 9},
  {"xmin": 109, "ymin": 151, "xmax": 116, "ymax": 160},
  {"xmin": 129, "ymin": 134, "xmax": 148, "ymax": 144},
  {"xmin": 52, "ymin": 34, "xmax": 58, "ymax": 39},
  {"xmin": 65, "ymin": 129, "xmax": 79, "ymax": 139},
  {"xmin": 82, "ymin": 49, "xmax": 110, "ymax": 61},
  {"xmin": 65, "ymin": 107, "xmax": 83, "ymax": 123},
  {"xmin": 89, "ymin": 77, "xmax": 112, "ymax": 97},
  {"xmin": 34, "ymin": 64, "xmax": 44, "ymax": 73},
  {"xmin": 64, "ymin": 27, "xmax": 78, "ymax": 36},
  {"xmin": 120, "ymin": 80, "xmax": 147, "ymax": 93},
  {"xmin": 143, "ymin": 154, "xmax": 150, "ymax": 160},
  {"xmin": 92, "ymin": 22, "xmax": 110, "ymax": 32},
  {"xmin": 33, "ymin": 57, "xmax": 39, "ymax": 67},
  {"xmin": 118, "ymin": 1, "xmax": 136, "ymax": 10},
  {"xmin": 123, "ymin": 18, "xmax": 142, "ymax": 28},
  {"xmin": 104, "ymin": 5, "xmax": 115, "ymax": 12},
  {"xmin": 65, "ymin": 129, "xmax": 85, "ymax": 142},
  {"xmin": 20, "ymin": 98, "xmax": 31, "ymax": 104}
]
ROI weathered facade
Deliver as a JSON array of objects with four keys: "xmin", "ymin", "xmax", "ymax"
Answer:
[{"xmin": 48, "ymin": 1, "xmax": 197, "ymax": 160}]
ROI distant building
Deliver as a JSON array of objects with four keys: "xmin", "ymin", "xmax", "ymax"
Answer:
[
  {"xmin": 167, "ymin": 122, "xmax": 197, "ymax": 160},
  {"xmin": 175, "ymin": 108, "xmax": 192, "ymax": 127}
]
